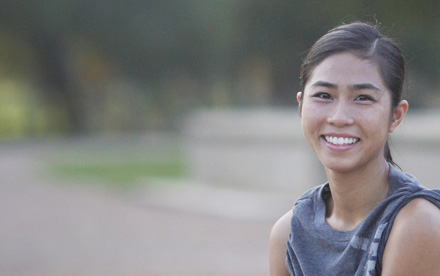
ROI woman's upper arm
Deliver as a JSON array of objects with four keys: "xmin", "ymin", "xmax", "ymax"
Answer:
[
  {"xmin": 269, "ymin": 210, "xmax": 293, "ymax": 276},
  {"xmin": 382, "ymin": 198, "xmax": 440, "ymax": 276}
]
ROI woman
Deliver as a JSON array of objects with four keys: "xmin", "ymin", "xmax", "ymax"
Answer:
[{"xmin": 270, "ymin": 22, "xmax": 440, "ymax": 275}]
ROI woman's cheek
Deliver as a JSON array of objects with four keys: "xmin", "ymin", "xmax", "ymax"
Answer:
[
  {"xmin": 302, "ymin": 103, "xmax": 326, "ymax": 124},
  {"xmin": 301, "ymin": 109, "xmax": 322, "ymax": 140}
]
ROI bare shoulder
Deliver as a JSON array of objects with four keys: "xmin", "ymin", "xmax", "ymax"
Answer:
[
  {"xmin": 271, "ymin": 210, "xmax": 293, "ymax": 241},
  {"xmin": 269, "ymin": 210, "xmax": 293, "ymax": 276},
  {"xmin": 382, "ymin": 198, "xmax": 440, "ymax": 276}
]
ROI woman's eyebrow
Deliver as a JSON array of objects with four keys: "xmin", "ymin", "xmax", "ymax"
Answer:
[
  {"xmin": 310, "ymin": 81, "xmax": 337, "ymax": 89},
  {"xmin": 348, "ymin": 83, "xmax": 382, "ymax": 93},
  {"xmin": 310, "ymin": 81, "xmax": 383, "ymax": 95}
]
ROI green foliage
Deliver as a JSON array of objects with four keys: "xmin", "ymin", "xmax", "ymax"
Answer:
[
  {"xmin": 0, "ymin": 80, "xmax": 68, "ymax": 138},
  {"xmin": 1, "ymin": 0, "xmax": 440, "ymax": 134}
]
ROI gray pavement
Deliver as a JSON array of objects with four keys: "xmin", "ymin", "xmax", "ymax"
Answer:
[{"xmin": 0, "ymin": 138, "xmax": 295, "ymax": 276}]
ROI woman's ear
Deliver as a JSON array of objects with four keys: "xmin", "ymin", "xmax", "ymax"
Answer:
[
  {"xmin": 297, "ymin": 92, "xmax": 303, "ymax": 115},
  {"xmin": 389, "ymin": 100, "xmax": 409, "ymax": 133}
]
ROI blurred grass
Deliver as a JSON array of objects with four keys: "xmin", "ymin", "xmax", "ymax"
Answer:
[
  {"xmin": 51, "ymin": 159, "xmax": 183, "ymax": 188},
  {"xmin": 46, "ymin": 134, "xmax": 184, "ymax": 189}
]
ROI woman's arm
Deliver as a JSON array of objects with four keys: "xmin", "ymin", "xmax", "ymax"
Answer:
[
  {"xmin": 269, "ymin": 210, "xmax": 293, "ymax": 276},
  {"xmin": 382, "ymin": 198, "xmax": 440, "ymax": 275}
]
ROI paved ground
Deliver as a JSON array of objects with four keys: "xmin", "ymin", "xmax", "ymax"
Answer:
[{"xmin": 0, "ymin": 138, "xmax": 295, "ymax": 276}]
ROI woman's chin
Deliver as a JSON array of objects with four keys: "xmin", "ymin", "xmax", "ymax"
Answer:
[{"xmin": 319, "ymin": 159, "xmax": 358, "ymax": 174}]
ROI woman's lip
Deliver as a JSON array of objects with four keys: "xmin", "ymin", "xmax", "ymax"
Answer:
[{"xmin": 322, "ymin": 133, "xmax": 359, "ymax": 139}]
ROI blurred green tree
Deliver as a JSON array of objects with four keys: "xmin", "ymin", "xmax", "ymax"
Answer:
[{"xmin": 0, "ymin": 0, "xmax": 438, "ymax": 134}]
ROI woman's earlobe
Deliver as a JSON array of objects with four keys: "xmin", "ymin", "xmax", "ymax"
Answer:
[{"xmin": 389, "ymin": 100, "xmax": 409, "ymax": 133}]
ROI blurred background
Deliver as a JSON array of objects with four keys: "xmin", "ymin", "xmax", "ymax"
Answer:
[{"xmin": 1, "ymin": 1, "xmax": 440, "ymax": 275}]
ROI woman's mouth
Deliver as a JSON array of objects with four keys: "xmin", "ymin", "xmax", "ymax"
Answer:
[{"xmin": 323, "ymin": 135, "xmax": 360, "ymax": 146}]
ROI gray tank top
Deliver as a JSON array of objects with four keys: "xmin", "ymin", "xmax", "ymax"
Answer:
[{"xmin": 286, "ymin": 164, "xmax": 440, "ymax": 276}]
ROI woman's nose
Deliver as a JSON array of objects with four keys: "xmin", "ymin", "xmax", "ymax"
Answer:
[{"xmin": 326, "ymin": 101, "xmax": 354, "ymax": 126}]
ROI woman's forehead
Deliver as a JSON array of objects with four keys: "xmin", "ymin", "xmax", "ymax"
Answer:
[{"xmin": 306, "ymin": 52, "xmax": 385, "ymax": 90}]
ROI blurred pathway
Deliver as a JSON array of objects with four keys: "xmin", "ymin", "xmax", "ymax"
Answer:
[{"xmin": 0, "ymin": 138, "xmax": 293, "ymax": 275}]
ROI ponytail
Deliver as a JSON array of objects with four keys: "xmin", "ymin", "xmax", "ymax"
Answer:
[{"xmin": 384, "ymin": 139, "xmax": 400, "ymax": 169}]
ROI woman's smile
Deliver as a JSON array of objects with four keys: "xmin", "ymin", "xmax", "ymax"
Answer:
[{"xmin": 322, "ymin": 134, "xmax": 360, "ymax": 151}]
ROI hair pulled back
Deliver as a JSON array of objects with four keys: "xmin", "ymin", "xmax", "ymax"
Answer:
[{"xmin": 300, "ymin": 22, "xmax": 405, "ymax": 166}]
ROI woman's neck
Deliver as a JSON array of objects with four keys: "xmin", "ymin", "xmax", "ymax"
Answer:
[{"xmin": 324, "ymin": 159, "xmax": 390, "ymax": 231}]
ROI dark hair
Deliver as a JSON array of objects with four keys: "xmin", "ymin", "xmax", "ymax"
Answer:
[{"xmin": 299, "ymin": 22, "xmax": 405, "ymax": 167}]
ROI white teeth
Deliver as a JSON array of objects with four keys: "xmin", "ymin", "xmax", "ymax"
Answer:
[{"xmin": 325, "ymin": 136, "xmax": 359, "ymax": 145}]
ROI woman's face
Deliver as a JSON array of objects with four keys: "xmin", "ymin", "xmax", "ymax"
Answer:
[{"xmin": 298, "ymin": 52, "xmax": 406, "ymax": 173}]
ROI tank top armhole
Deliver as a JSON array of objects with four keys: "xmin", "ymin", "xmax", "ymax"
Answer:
[{"xmin": 375, "ymin": 191, "xmax": 440, "ymax": 274}]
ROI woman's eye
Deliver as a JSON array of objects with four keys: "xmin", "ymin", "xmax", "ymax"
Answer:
[
  {"xmin": 312, "ymin": 93, "xmax": 332, "ymax": 100},
  {"xmin": 355, "ymin": 95, "xmax": 375, "ymax": 102}
]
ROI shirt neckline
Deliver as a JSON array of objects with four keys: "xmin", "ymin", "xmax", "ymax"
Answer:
[{"xmin": 313, "ymin": 163, "xmax": 400, "ymax": 241}]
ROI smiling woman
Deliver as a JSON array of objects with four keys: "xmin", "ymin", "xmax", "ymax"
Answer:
[
  {"xmin": 269, "ymin": 22, "xmax": 440, "ymax": 276},
  {"xmin": 298, "ymin": 52, "xmax": 403, "ymax": 174}
]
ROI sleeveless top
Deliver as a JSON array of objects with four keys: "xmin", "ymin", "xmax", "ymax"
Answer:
[{"xmin": 285, "ymin": 164, "xmax": 440, "ymax": 276}]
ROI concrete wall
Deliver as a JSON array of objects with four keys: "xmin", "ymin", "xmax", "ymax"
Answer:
[
  {"xmin": 392, "ymin": 111, "xmax": 440, "ymax": 190},
  {"xmin": 183, "ymin": 108, "xmax": 440, "ymax": 196}
]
